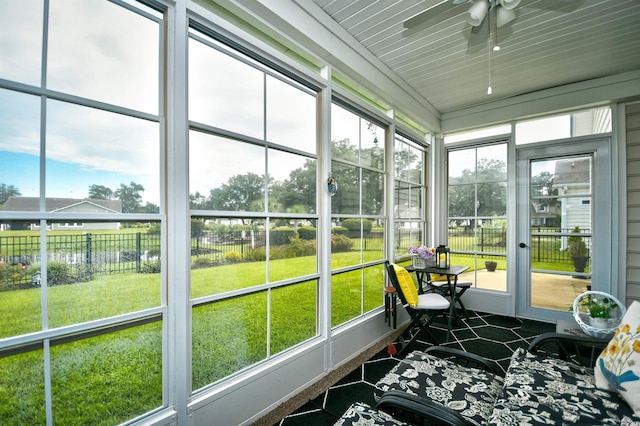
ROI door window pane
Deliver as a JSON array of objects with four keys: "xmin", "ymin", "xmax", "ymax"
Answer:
[{"xmin": 529, "ymin": 156, "xmax": 592, "ymax": 311}]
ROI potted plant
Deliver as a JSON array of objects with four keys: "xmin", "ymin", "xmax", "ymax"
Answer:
[
  {"xmin": 567, "ymin": 226, "xmax": 589, "ymax": 273},
  {"xmin": 576, "ymin": 294, "xmax": 617, "ymax": 329},
  {"xmin": 485, "ymin": 260, "xmax": 497, "ymax": 272}
]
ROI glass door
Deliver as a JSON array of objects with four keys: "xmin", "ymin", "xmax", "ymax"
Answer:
[{"xmin": 516, "ymin": 139, "xmax": 612, "ymax": 321}]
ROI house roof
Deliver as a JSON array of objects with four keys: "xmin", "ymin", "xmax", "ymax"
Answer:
[
  {"xmin": 1, "ymin": 197, "xmax": 122, "ymax": 213},
  {"xmin": 553, "ymin": 158, "xmax": 591, "ymax": 186}
]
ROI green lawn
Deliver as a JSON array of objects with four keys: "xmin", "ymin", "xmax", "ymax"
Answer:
[{"xmin": 0, "ymin": 251, "xmax": 383, "ymax": 425}]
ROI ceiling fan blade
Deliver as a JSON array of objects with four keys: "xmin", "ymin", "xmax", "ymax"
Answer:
[
  {"xmin": 522, "ymin": 0, "xmax": 585, "ymax": 13},
  {"xmin": 403, "ymin": 0, "xmax": 456, "ymax": 29},
  {"xmin": 466, "ymin": 15, "xmax": 489, "ymax": 48}
]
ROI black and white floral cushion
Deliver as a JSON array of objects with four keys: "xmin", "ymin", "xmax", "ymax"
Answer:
[
  {"xmin": 375, "ymin": 350, "xmax": 503, "ymax": 426},
  {"xmin": 334, "ymin": 402, "xmax": 408, "ymax": 426},
  {"xmin": 487, "ymin": 347, "xmax": 640, "ymax": 426}
]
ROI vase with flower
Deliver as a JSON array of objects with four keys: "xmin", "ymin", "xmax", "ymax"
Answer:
[{"xmin": 407, "ymin": 245, "xmax": 435, "ymax": 268}]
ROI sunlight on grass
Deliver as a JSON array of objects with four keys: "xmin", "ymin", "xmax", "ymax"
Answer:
[{"xmin": 1, "ymin": 251, "xmax": 386, "ymax": 423}]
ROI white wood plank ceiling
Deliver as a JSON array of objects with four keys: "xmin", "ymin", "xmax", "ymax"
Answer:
[{"xmin": 309, "ymin": 0, "xmax": 640, "ymax": 114}]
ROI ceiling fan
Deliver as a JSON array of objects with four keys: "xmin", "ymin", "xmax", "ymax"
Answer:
[
  {"xmin": 404, "ymin": 0, "xmax": 519, "ymax": 30},
  {"xmin": 403, "ymin": 0, "xmax": 520, "ymax": 46},
  {"xmin": 403, "ymin": 0, "xmax": 583, "ymax": 46}
]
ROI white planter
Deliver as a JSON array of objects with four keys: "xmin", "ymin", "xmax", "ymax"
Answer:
[{"xmin": 588, "ymin": 317, "xmax": 615, "ymax": 329}]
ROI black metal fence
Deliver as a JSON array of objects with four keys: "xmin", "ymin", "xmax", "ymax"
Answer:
[
  {"xmin": 0, "ymin": 229, "xmax": 385, "ymax": 289},
  {"xmin": 448, "ymin": 226, "xmax": 591, "ymax": 263},
  {"xmin": 0, "ymin": 227, "xmax": 589, "ymax": 288}
]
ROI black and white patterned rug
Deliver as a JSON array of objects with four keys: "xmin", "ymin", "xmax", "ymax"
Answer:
[{"xmin": 273, "ymin": 310, "xmax": 555, "ymax": 426}]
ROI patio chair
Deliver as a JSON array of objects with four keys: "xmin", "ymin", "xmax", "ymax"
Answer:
[
  {"xmin": 425, "ymin": 274, "xmax": 472, "ymax": 321},
  {"xmin": 385, "ymin": 262, "xmax": 450, "ymax": 348}
]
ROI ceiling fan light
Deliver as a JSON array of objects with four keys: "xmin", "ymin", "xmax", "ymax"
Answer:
[
  {"xmin": 499, "ymin": 0, "xmax": 521, "ymax": 10},
  {"xmin": 465, "ymin": 0, "xmax": 489, "ymax": 26},
  {"xmin": 496, "ymin": 6, "xmax": 517, "ymax": 27}
]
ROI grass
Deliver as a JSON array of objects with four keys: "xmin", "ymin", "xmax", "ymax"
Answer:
[{"xmin": 0, "ymin": 251, "xmax": 383, "ymax": 425}]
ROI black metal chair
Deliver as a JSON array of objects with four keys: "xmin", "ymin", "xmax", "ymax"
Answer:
[
  {"xmin": 425, "ymin": 274, "xmax": 472, "ymax": 322},
  {"xmin": 386, "ymin": 261, "xmax": 450, "ymax": 349}
]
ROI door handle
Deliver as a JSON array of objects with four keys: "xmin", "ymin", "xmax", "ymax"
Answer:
[{"xmin": 519, "ymin": 242, "xmax": 526, "ymax": 248}]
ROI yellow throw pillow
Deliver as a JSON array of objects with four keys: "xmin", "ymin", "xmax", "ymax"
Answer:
[
  {"xmin": 393, "ymin": 264, "xmax": 418, "ymax": 307},
  {"xmin": 594, "ymin": 300, "xmax": 640, "ymax": 416}
]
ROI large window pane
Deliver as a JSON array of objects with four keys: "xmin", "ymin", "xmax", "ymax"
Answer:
[
  {"xmin": 360, "ymin": 121, "xmax": 384, "ymax": 169},
  {"xmin": 0, "ymin": 350, "xmax": 45, "ymax": 424},
  {"xmin": 270, "ymin": 281, "xmax": 317, "ymax": 355},
  {"xmin": 45, "ymin": 221, "xmax": 161, "ymax": 328},
  {"xmin": 50, "ymin": 323, "xmax": 162, "ymax": 424},
  {"xmin": 268, "ymin": 219, "xmax": 317, "ymax": 281},
  {"xmin": 363, "ymin": 264, "xmax": 384, "ymax": 313},
  {"xmin": 331, "ymin": 161, "xmax": 359, "ymax": 215},
  {"xmin": 189, "ymin": 37, "xmax": 264, "ymax": 138},
  {"xmin": 189, "ymin": 132, "xmax": 265, "ymax": 212},
  {"xmin": 190, "ymin": 217, "xmax": 267, "ymax": 298},
  {"xmin": 448, "ymin": 144, "xmax": 507, "ymax": 291},
  {"xmin": 0, "ymin": 89, "xmax": 41, "ymax": 198},
  {"xmin": 268, "ymin": 149, "xmax": 316, "ymax": 214},
  {"xmin": 331, "ymin": 269, "xmax": 362, "ymax": 327},
  {"xmin": 192, "ymin": 293, "xmax": 268, "ymax": 390},
  {"xmin": 0, "ymin": 0, "xmax": 43, "ymax": 86},
  {"xmin": 0, "ymin": 221, "xmax": 42, "ymax": 339},
  {"xmin": 46, "ymin": 101, "xmax": 160, "ymax": 208},
  {"xmin": 266, "ymin": 76, "xmax": 316, "ymax": 154},
  {"xmin": 48, "ymin": 0, "xmax": 159, "ymax": 113},
  {"xmin": 362, "ymin": 169, "xmax": 384, "ymax": 215},
  {"xmin": 331, "ymin": 104, "xmax": 359, "ymax": 163}
]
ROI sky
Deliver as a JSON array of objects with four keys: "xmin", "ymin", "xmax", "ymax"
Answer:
[{"xmin": 0, "ymin": 0, "xmax": 569, "ymax": 206}]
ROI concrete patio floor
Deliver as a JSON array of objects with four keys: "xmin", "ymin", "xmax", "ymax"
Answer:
[{"xmin": 457, "ymin": 269, "xmax": 591, "ymax": 311}]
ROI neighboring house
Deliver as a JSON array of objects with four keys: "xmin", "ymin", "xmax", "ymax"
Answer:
[
  {"xmin": 0, "ymin": 197, "xmax": 122, "ymax": 231},
  {"xmin": 552, "ymin": 158, "xmax": 592, "ymax": 250}
]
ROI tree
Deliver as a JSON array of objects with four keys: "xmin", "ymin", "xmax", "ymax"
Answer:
[
  {"xmin": 0, "ymin": 183, "xmax": 21, "ymax": 205},
  {"xmin": 448, "ymin": 158, "xmax": 507, "ymax": 220},
  {"xmin": 88, "ymin": 184, "xmax": 114, "ymax": 200},
  {"xmin": 208, "ymin": 173, "xmax": 265, "ymax": 212},
  {"xmin": 531, "ymin": 171, "xmax": 559, "ymax": 210},
  {"xmin": 114, "ymin": 181, "xmax": 145, "ymax": 213}
]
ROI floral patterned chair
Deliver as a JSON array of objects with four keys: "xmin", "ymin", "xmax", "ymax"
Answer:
[{"xmin": 334, "ymin": 333, "xmax": 640, "ymax": 426}]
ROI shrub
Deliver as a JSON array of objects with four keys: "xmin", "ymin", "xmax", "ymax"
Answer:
[
  {"xmin": 47, "ymin": 261, "xmax": 74, "ymax": 286},
  {"xmin": 247, "ymin": 247, "xmax": 267, "ymax": 261},
  {"xmin": 331, "ymin": 226, "xmax": 348, "ymax": 236},
  {"xmin": 224, "ymin": 251, "xmax": 242, "ymax": 262},
  {"xmin": 297, "ymin": 226, "xmax": 316, "ymax": 240},
  {"xmin": 341, "ymin": 219, "xmax": 372, "ymax": 237},
  {"xmin": 270, "ymin": 227, "xmax": 295, "ymax": 245},
  {"xmin": 286, "ymin": 237, "xmax": 316, "ymax": 257},
  {"xmin": 0, "ymin": 261, "xmax": 29, "ymax": 288},
  {"xmin": 331, "ymin": 233, "xmax": 353, "ymax": 252},
  {"xmin": 193, "ymin": 256, "xmax": 215, "ymax": 269},
  {"xmin": 140, "ymin": 261, "xmax": 161, "ymax": 273}
]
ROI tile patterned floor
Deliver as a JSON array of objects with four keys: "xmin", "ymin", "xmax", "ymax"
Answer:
[{"xmin": 273, "ymin": 310, "xmax": 555, "ymax": 426}]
